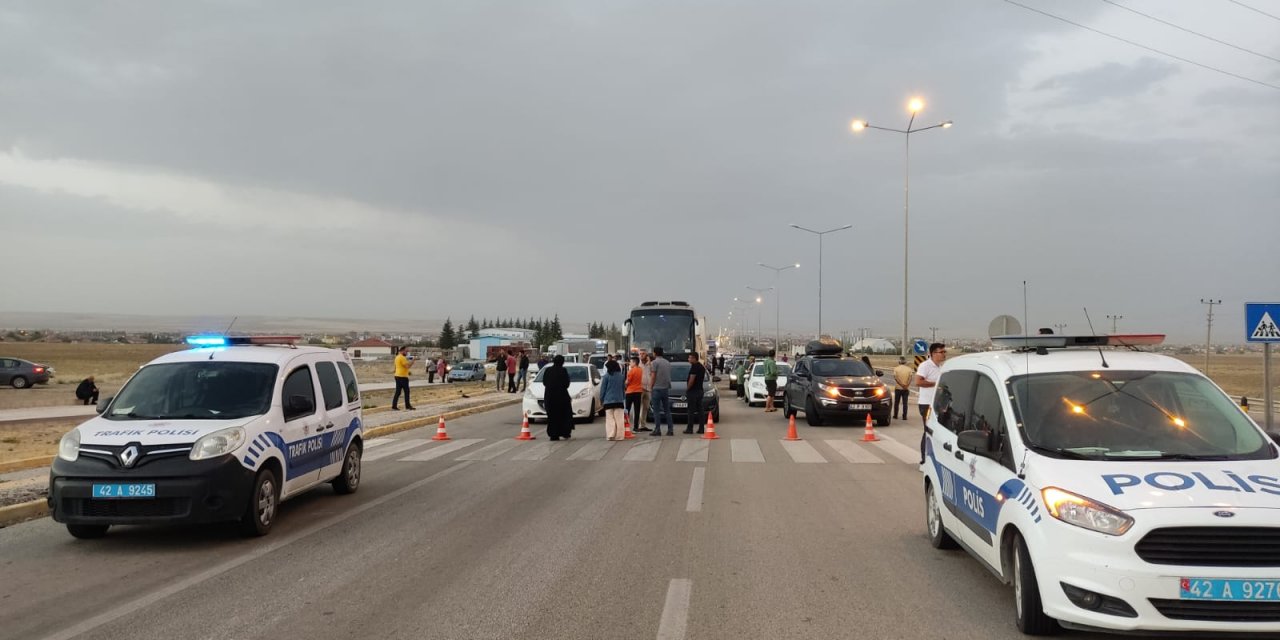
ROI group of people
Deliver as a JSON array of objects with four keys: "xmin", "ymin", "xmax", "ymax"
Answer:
[{"xmin": 492, "ymin": 349, "xmax": 530, "ymax": 394}]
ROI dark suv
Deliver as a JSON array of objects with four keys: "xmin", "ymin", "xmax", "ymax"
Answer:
[{"xmin": 783, "ymin": 341, "xmax": 891, "ymax": 426}]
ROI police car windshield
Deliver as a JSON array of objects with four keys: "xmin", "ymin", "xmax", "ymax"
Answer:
[
  {"xmin": 1010, "ymin": 370, "xmax": 1272, "ymax": 460},
  {"xmin": 811, "ymin": 359, "xmax": 872, "ymax": 377},
  {"xmin": 106, "ymin": 362, "xmax": 278, "ymax": 421}
]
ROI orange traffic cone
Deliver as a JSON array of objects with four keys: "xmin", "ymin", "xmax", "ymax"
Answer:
[
  {"xmin": 861, "ymin": 413, "xmax": 880, "ymax": 442},
  {"xmin": 432, "ymin": 416, "xmax": 451, "ymax": 441},
  {"xmin": 784, "ymin": 414, "xmax": 801, "ymax": 441},
  {"xmin": 623, "ymin": 412, "xmax": 635, "ymax": 440},
  {"xmin": 701, "ymin": 413, "xmax": 720, "ymax": 440},
  {"xmin": 515, "ymin": 413, "xmax": 536, "ymax": 440}
]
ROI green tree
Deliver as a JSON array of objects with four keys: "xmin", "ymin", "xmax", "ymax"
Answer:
[
  {"xmin": 439, "ymin": 318, "xmax": 457, "ymax": 350},
  {"xmin": 467, "ymin": 316, "xmax": 480, "ymax": 338},
  {"xmin": 607, "ymin": 322, "xmax": 624, "ymax": 347},
  {"xmin": 550, "ymin": 315, "xmax": 563, "ymax": 342}
]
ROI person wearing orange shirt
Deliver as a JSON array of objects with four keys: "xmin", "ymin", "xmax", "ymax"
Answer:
[{"xmin": 625, "ymin": 355, "xmax": 644, "ymax": 429}]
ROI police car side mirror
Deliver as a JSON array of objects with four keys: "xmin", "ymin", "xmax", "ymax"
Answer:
[
  {"xmin": 957, "ymin": 430, "xmax": 993, "ymax": 456},
  {"xmin": 287, "ymin": 394, "xmax": 314, "ymax": 415},
  {"xmin": 96, "ymin": 396, "xmax": 113, "ymax": 414}
]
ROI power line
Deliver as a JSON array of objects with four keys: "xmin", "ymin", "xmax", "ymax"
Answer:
[
  {"xmin": 1101, "ymin": 0, "xmax": 1280, "ymax": 64},
  {"xmin": 1226, "ymin": 0, "xmax": 1280, "ymax": 22},
  {"xmin": 1002, "ymin": 0, "xmax": 1280, "ymax": 91}
]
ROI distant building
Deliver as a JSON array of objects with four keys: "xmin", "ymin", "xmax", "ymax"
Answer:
[
  {"xmin": 347, "ymin": 337, "xmax": 396, "ymax": 359},
  {"xmin": 850, "ymin": 338, "xmax": 898, "ymax": 354}
]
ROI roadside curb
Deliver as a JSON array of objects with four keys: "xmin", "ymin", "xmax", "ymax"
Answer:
[
  {"xmin": 0, "ymin": 498, "xmax": 48, "ymax": 528},
  {"xmin": 0, "ymin": 455, "xmax": 55, "ymax": 475},
  {"xmin": 363, "ymin": 397, "xmax": 522, "ymax": 439}
]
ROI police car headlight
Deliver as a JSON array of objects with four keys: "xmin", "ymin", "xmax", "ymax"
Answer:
[
  {"xmin": 190, "ymin": 427, "xmax": 246, "ymax": 461},
  {"xmin": 58, "ymin": 429, "xmax": 80, "ymax": 462},
  {"xmin": 1041, "ymin": 487, "xmax": 1133, "ymax": 536}
]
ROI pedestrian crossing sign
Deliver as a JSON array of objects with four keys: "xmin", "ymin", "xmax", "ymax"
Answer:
[{"xmin": 1245, "ymin": 303, "xmax": 1280, "ymax": 343}]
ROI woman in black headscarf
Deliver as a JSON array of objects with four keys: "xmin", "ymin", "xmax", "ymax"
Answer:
[{"xmin": 542, "ymin": 355, "xmax": 574, "ymax": 440}]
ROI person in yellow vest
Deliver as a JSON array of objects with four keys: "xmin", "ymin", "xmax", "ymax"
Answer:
[{"xmin": 392, "ymin": 346, "xmax": 415, "ymax": 410}]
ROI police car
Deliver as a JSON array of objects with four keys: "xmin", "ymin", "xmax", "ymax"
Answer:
[
  {"xmin": 49, "ymin": 336, "xmax": 364, "ymax": 539},
  {"xmin": 922, "ymin": 333, "xmax": 1280, "ymax": 635}
]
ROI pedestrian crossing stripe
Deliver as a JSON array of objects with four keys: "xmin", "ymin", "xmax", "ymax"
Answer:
[
  {"xmin": 1253, "ymin": 311, "xmax": 1280, "ymax": 340},
  {"xmin": 363, "ymin": 435, "xmax": 922, "ymax": 465}
]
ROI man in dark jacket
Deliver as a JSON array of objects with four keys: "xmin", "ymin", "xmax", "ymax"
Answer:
[{"xmin": 75, "ymin": 376, "xmax": 99, "ymax": 405}]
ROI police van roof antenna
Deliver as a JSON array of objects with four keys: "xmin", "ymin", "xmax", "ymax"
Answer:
[{"xmin": 1082, "ymin": 307, "xmax": 1110, "ymax": 369}]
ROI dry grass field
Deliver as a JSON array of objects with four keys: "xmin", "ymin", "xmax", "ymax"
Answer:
[{"xmin": 0, "ymin": 419, "xmax": 78, "ymax": 461}]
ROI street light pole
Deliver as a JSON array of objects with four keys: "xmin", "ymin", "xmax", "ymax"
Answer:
[
  {"xmin": 759, "ymin": 262, "xmax": 799, "ymax": 356},
  {"xmin": 1106, "ymin": 314, "xmax": 1124, "ymax": 334},
  {"xmin": 1201, "ymin": 298, "xmax": 1221, "ymax": 375},
  {"xmin": 1053, "ymin": 323, "xmax": 1067, "ymax": 335},
  {"xmin": 850, "ymin": 98, "xmax": 952, "ymax": 358},
  {"xmin": 746, "ymin": 287, "xmax": 772, "ymax": 345},
  {"xmin": 789, "ymin": 224, "xmax": 852, "ymax": 338}
]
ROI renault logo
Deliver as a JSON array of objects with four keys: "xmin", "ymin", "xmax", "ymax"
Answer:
[
  {"xmin": 1213, "ymin": 510, "xmax": 1236, "ymax": 518},
  {"xmin": 119, "ymin": 445, "xmax": 140, "ymax": 468}
]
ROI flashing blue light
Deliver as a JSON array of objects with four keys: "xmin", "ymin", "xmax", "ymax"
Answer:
[{"xmin": 186, "ymin": 336, "xmax": 228, "ymax": 346}]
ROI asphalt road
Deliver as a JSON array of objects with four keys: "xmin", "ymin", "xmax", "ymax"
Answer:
[{"xmin": 0, "ymin": 385, "xmax": 1129, "ymax": 640}]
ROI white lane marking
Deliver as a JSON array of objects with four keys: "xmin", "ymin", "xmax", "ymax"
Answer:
[
  {"xmin": 361, "ymin": 438, "xmax": 397, "ymax": 449},
  {"xmin": 871, "ymin": 432, "xmax": 922, "ymax": 464},
  {"xmin": 566, "ymin": 439, "xmax": 615, "ymax": 461},
  {"xmin": 824, "ymin": 440, "xmax": 884, "ymax": 464},
  {"xmin": 686, "ymin": 467, "xmax": 705, "ymax": 512},
  {"xmin": 457, "ymin": 439, "xmax": 522, "ymax": 461},
  {"xmin": 676, "ymin": 439, "xmax": 709, "ymax": 463},
  {"xmin": 729, "ymin": 439, "xmax": 764, "ymax": 463},
  {"xmin": 37, "ymin": 461, "xmax": 476, "ymax": 640},
  {"xmin": 361, "ymin": 439, "xmax": 430, "ymax": 461},
  {"xmin": 623, "ymin": 439, "xmax": 662, "ymax": 461},
  {"xmin": 399, "ymin": 438, "xmax": 484, "ymax": 461},
  {"xmin": 656, "ymin": 578, "xmax": 693, "ymax": 640},
  {"xmin": 780, "ymin": 440, "xmax": 827, "ymax": 463},
  {"xmin": 510, "ymin": 440, "xmax": 560, "ymax": 461}
]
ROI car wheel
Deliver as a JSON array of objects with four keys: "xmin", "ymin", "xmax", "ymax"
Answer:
[
  {"xmin": 585, "ymin": 400, "xmax": 597, "ymax": 423},
  {"xmin": 1013, "ymin": 533, "xmax": 1060, "ymax": 635},
  {"xmin": 11, "ymin": 376, "xmax": 29, "ymax": 389},
  {"xmin": 805, "ymin": 395, "xmax": 824, "ymax": 426},
  {"xmin": 876, "ymin": 412, "xmax": 891, "ymax": 427},
  {"xmin": 240, "ymin": 467, "xmax": 279, "ymax": 537},
  {"xmin": 712, "ymin": 404, "xmax": 720, "ymax": 423},
  {"xmin": 66, "ymin": 524, "xmax": 109, "ymax": 539},
  {"xmin": 926, "ymin": 481, "xmax": 959, "ymax": 550},
  {"xmin": 783, "ymin": 393, "xmax": 794, "ymax": 418},
  {"xmin": 332, "ymin": 442, "xmax": 362, "ymax": 495}
]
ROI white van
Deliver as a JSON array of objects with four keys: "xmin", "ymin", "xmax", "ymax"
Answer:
[
  {"xmin": 922, "ymin": 334, "xmax": 1280, "ymax": 635},
  {"xmin": 49, "ymin": 336, "xmax": 364, "ymax": 539}
]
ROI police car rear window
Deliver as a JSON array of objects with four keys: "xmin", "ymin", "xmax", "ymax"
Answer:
[
  {"xmin": 1010, "ymin": 371, "xmax": 1272, "ymax": 461},
  {"xmin": 107, "ymin": 362, "xmax": 277, "ymax": 421}
]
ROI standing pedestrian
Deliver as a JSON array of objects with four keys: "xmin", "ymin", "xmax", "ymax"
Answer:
[
  {"xmin": 506, "ymin": 350, "xmax": 518, "ymax": 393},
  {"xmin": 625, "ymin": 355, "xmax": 644, "ymax": 430},
  {"xmin": 437, "ymin": 357, "xmax": 448, "ymax": 384},
  {"xmin": 494, "ymin": 352, "xmax": 507, "ymax": 391},
  {"xmin": 517, "ymin": 351, "xmax": 530, "ymax": 391},
  {"xmin": 600, "ymin": 360, "xmax": 627, "ymax": 440},
  {"xmin": 683, "ymin": 353, "xmax": 707, "ymax": 434},
  {"xmin": 762, "ymin": 349, "xmax": 779, "ymax": 412},
  {"xmin": 648, "ymin": 347, "xmax": 675, "ymax": 436},
  {"xmin": 914, "ymin": 343, "xmax": 946, "ymax": 462},
  {"xmin": 636, "ymin": 352, "xmax": 653, "ymax": 431},
  {"xmin": 717, "ymin": 353, "xmax": 726, "ymax": 376},
  {"xmin": 861, "ymin": 355, "xmax": 875, "ymax": 374},
  {"xmin": 542, "ymin": 355, "xmax": 574, "ymax": 440},
  {"xmin": 892, "ymin": 357, "xmax": 914, "ymax": 421},
  {"xmin": 426, "ymin": 357, "xmax": 436, "ymax": 384},
  {"xmin": 537, "ymin": 354, "xmax": 549, "ymax": 369},
  {"xmin": 391, "ymin": 346, "xmax": 415, "ymax": 410},
  {"xmin": 734, "ymin": 358, "xmax": 748, "ymax": 399}
]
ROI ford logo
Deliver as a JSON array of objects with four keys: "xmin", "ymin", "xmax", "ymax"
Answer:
[{"xmin": 1213, "ymin": 510, "xmax": 1236, "ymax": 518}]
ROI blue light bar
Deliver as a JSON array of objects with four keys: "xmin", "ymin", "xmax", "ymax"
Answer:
[{"xmin": 185, "ymin": 336, "xmax": 228, "ymax": 346}]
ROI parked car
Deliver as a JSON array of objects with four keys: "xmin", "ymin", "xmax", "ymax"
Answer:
[
  {"xmin": 784, "ymin": 341, "xmax": 892, "ymax": 426},
  {"xmin": 522, "ymin": 363, "xmax": 601, "ymax": 423},
  {"xmin": 447, "ymin": 361, "xmax": 487, "ymax": 382},
  {"xmin": 0, "ymin": 357, "xmax": 54, "ymax": 388},
  {"xmin": 726, "ymin": 356, "xmax": 748, "ymax": 391},
  {"xmin": 743, "ymin": 362, "xmax": 791, "ymax": 406}
]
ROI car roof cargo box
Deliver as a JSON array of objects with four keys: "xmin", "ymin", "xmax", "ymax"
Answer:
[
  {"xmin": 747, "ymin": 346, "xmax": 770, "ymax": 357},
  {"xmin": 805, "ymin": 338, "xmax": 843, "ymax": 356}
]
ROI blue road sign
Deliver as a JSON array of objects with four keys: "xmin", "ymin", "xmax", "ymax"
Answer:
[
  {"xmin": 1246, "ymin": 303, "xmax": 1280, "ymax": 343},
  {"xmin": 913, "ymin": 339, "xmax": 929, "ymax": 355}
]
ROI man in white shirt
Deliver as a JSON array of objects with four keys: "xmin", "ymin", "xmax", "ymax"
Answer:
[{"xmin": 914, "ymin": 343, "xmax": 946, "ymax": 463}]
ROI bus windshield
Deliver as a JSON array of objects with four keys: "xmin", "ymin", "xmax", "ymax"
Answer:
[{"xmin": 630, "ymin": 312, "xmax": 696, "ymax": 355}]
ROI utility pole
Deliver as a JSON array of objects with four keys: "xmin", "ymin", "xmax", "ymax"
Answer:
[
  {"xmin": 929, "ymin": 326, "xmax": 939, "ymax": 343},
  {"xmin": 1106, "ymin": 314, "xmax": 1124, "ymax": 334},
  {"xmin": 1200, "ymin": 298, "xmax": 1221, "ymax": 375},
  {"xmin": 1053, "ymin": 323, "xmax": 1067, "ymax": 335}
]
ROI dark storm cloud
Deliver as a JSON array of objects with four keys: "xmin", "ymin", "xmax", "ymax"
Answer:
[{"xmin": 1033, "ymin": 58, "xmax": 1180, "ymax": 105}]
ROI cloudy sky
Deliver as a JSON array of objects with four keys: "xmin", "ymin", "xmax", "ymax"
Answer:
[{"xmin": 2, "ymin": 1, "xmax": 1277, "ymax": 343}]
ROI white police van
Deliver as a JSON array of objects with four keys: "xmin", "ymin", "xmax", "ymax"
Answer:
[
  {"xmin": 922, "ymin": 333, "xmax": 1280, "ymax": 635},
  {"xmin": 49, "ymin": 336, "xmax": 364, "ymax": 539}
]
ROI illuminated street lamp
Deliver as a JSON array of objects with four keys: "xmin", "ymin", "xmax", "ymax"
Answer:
[
  {"xmin": 745, "ymin": 287, "xmax": 772, "ymax": 344},
  {"xmin": 850, "ymin": 96, "xmax": 953, "ymax": 357}
]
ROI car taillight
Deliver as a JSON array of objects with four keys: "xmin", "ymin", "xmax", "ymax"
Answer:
[{"xmin": 34, "ymin": 367, "xmax": 45, "ymax": 373}]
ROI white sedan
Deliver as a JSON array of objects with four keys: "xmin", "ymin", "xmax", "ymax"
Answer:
[
  {"xmin": 522, "ymin": 363, "xmax": 601, "ymax": 423},
  {"xmin": 743, "ymin": 362, "xmax": 791, "ymax": 406}
]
